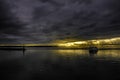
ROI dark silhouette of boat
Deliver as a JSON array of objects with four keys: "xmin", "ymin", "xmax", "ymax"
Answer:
[{"xmin": 89, "ymin": 47, "xmax": 98, "ymax": 54}]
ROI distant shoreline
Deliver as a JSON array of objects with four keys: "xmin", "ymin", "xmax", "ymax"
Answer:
[{"xmin": 0, "ymin": 46, "xmax": 120, "ymax": 50}]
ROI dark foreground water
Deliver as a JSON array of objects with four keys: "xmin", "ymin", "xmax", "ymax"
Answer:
[{"xmin": 0, "ymin": 48, "xmax": 120, "ymax": 80}]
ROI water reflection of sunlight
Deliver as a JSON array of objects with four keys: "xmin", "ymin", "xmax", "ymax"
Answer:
[
  {"xmin": 52, "ymin": 50, "xmax": 120, "ymax": 60},
  {"xmin": 97, "ymin": 50, "xmax": 120, "ymax": 59},
  {"xmin": 22, "ymin": 49, "xmax": 120, "ymax": 61},
  {"xmin": 53, "ymin": 50, "xmax": 89, "ymax": 56}
]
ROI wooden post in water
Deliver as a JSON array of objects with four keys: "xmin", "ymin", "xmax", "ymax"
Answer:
[{"xmin": 23, "ymin": 44, "xmax": 25, "ymax": 56}]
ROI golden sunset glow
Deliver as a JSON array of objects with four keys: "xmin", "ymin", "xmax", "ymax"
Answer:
[
  {"xmin": 0, "ymin": 37, "xmax": 120, "ymax": 49},
  {"xmin": 56, "ymin": 37, "xmax": 120, "ymax": 48}
]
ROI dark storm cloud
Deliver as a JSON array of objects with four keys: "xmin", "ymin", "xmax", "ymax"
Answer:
[
  {"xmin": 1, "ymin": 0, "xmax": 120, "ymax": 43},
  {"xmin": 0, "ymin": 0, "xmax": 25, "ymax": 43}
]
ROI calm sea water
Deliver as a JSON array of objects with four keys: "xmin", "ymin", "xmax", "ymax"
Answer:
[{"xmin": 0, "ymin": 48, "xmax": 120, "ymax": 80}]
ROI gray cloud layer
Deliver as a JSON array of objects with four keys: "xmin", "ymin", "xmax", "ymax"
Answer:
[{"xmin": 0, "ymin": 0, "xmax": 120, "ymax": 43}]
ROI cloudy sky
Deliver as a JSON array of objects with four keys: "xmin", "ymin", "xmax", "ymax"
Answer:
[{"xmin": 0, "ymin": 0, "xmax": 120, "ymax": 43}]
